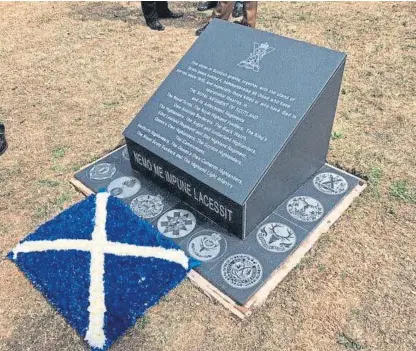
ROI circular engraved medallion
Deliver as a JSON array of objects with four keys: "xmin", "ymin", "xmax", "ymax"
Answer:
[
  {"xmin": 221, "ymin": 254, "xmax": 263, "ymax": 289},
  {"xmin": 107, "ymin": 176, "xmax": 141, "ymax": 199},
  {"xmin": 130, "ymin": 194, "xmax": 164, "ymax": 219},
  {"xmin": 157, "ymin": 209, "xmax": 196, "ymax": 238},
  {"xmin": 88, "ymin": 163, "xmax": 117, "ymax": 181},
  {"xmin": 256, "ymin": 222, "xmax": 296, "ymax": 253},
  {"xmin": 188, "ymin": 231, "xmax": 226, "ymax": 261},
  {"xmin": 287, "ymin": 196, "xmax": 324, "ymax": 222},
  {"xmin": 122, "ymin": 147, "xmax": 130, "ymax": 161},
  {"xmin": 313, "ymin": 172, "xmax": 348, "ymax": 195}
]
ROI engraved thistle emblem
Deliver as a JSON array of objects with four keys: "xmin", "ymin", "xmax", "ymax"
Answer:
[
  {"xmin": 238, "ymin": 42, "xmax": 275, "ymax": 72},
  {"xmin": 188, "ymin": 232, "xmax": 223, "ymax": 261}
]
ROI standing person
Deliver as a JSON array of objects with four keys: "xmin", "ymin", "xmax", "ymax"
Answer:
[
  {"xmin": 141, "ymin": 1, "xmax": 184, "ymax": 31},
  {"xmin": 196, "ymin": 1, "xmax": 257, "ymax": 35},
  {"xmin": 0, "ymin": 123, "xmax": 7, "ymax": 156}
]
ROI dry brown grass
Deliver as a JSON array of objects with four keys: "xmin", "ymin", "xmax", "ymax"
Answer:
[{"xmin": 0, "ymin": 2, "xmax": 415, "ymax": 351}]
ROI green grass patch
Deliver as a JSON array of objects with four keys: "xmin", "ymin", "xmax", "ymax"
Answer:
[
  {"xmin": 390, "ymin": 180, "xmax": 416, "ymax": 203},
  {"xmin": 295, "ymin": 255, "xmax": 313, "ymax": 270},
  {"xmin": 317, "ymin": 263, "xmax": 325, "ymax": 272},
  {"xmin": 0, "ymin": 167, "xmax": 22, "ymax": 182},
  {"xmin": 38, "ymin": 179, "xmax": 60, "ymax": 188},
  {"xmin": 53, "ymin": 193, "xmax": 71, "ymax": 208},
  {"xmin": 52, "ymin": 146, "xmax": 66, "ymax": 159},
  {"xmin": 367, "ymin": 167, "xmax": 382, "ymax": 198},
  {"xmin": 51, "ymin": 164, "xmax": 65, "ymax": 172},
  {"xmin": 103, "ymin": 101, "xmax": 119, "ymax": 108},
  {"xmin": 35, "ymin": 205, "xmax": 49, "ymax": 220},
  {"xmin": 33, "ymin": 193, "xmax": 71, "ymax": 219},
  {"xmin": 71, "ymin": 163, "xmax": 83, "ymax": 172},
  {"xmin": 331, "ymin": 131, "xmax": 344, "ymax": 140},
  {"xmin": 368, "ymin": 167, "xmax": 382, "ymax": 185},
  {"xmin": 137, "ymin": 315, "xmax": 150, "ymax": 329},
  {"xmin": 337, "ymin": 333, "xmax": 364, "ymax": 350}
]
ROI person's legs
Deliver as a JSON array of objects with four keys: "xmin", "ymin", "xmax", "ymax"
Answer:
[
  {"xmin": 232, "ymin": 1, "xmax": 244, "ymax": 18},
  {"xmin": 240, "ymin": 1, "xmax": 257, "ymax": 27},
  {"xmin": 196, "ymin": 1, "xmax": 235, "ymax": 35},
  {"xmin": 157, "ymin": 1, "xmax": 184, "ymax": 19},
  {"xmin": 141, "ymin": 1, "xmax": 165, "ymax": 30},
  {"xmin": 0, "ymin": 123, "xmax": 7, "ymax": 156},
  {"xmin": 156, "ymin": 1, "xmax": 183, "ymax": 18},
  {"xmin": 141, "ymin": 1, "xmax": 158, "ymax": 22},
  {"xmin": 211, "ymin": 1, "xmax": 235, "ymax": 21},
  {"xmin": 155, "ymin": 1, "xmax": 170, "ymax": 16}
]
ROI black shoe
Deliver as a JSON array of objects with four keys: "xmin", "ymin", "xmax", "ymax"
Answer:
[
  {"xmin": 158, "ymin": 11, "xmax": 184, "ymax": 19},
  {"xmin": 147, "ymin": 20, "xmax": 165, "ymax": 31},
  {"xmin": 195, "ymin": 23, "xmax": 209, "ymax": 36},
  {"xmin": 197, "ymin": 1, "xmax": 217, "ymax": 12},
  {"xmin": 233, "ymin": 20, "xmax": 249, "ymax": 27},
  {"xmin": 0, "ymin": 124, "xmax": 7, "ymax": 156},
  {"xmin": 232, "ymin": 1, "xmax": 244, "ymax": 18}
]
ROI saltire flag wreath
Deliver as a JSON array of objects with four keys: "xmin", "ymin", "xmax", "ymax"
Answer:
[{"xmin": 8, "ymin": 192, "xmax": 199, "ymax": 350}]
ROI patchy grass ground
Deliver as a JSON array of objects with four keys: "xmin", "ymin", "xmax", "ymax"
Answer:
[{"xmin": 0, "ymin": 2, "xmax": 415, "ymax": 350}]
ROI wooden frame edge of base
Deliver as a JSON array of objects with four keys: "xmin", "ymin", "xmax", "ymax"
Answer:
[
  {"xmin": 187, "ymin": 270, "xmax": 251, "ymax": 320},
  {"xmin": 70, "ymin": 178, "xmax": 94, "ymax": 196}
]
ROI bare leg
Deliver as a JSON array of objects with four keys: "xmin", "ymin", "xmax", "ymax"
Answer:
[
  {"xmin": 211, "ymin": 1, "xmax": 235, "ymax": 21},
  {"xmin": 196, "ymin": 1, "xmax": 235, "ymax": 36},
  {"xmin": 241, "ymin": 1, "xmax": 258, "ymax": 28}
]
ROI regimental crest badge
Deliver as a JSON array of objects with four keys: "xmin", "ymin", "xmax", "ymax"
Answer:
[
  {"xmin": 256, "ymin": 222, "xmax": 296, "ymax": 253},
  {"xmin": 187, "ymin": 231, "xmax": 225, "ymax": 262},
  {"xmin": 157, "ymin": 209, "xmax": 196, "ymax": 238},
  {"xmin": 313, "ymin": 172, "xmax": 348, "ymax": 195},
  {"xmin": 88, "ymin": 163, "xmax": 117, "ymax": 181},
  {"xmin": 286, "ymin": 196, "xmax": 324, "ymax": 222},
  {"xmin": 238, "ymin": 42, "xmax": 275, "ymax": 72},
  {"xmin": 221, "ymin": 254, "xmax": 263, "ymax": 289},
  {"xmin": 130, "ymin": 194, "xmax": 164, "ymax": 219},
  {"xmin": 107, "ymin": 176, "xmax": 141, "ymax": 199}
]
